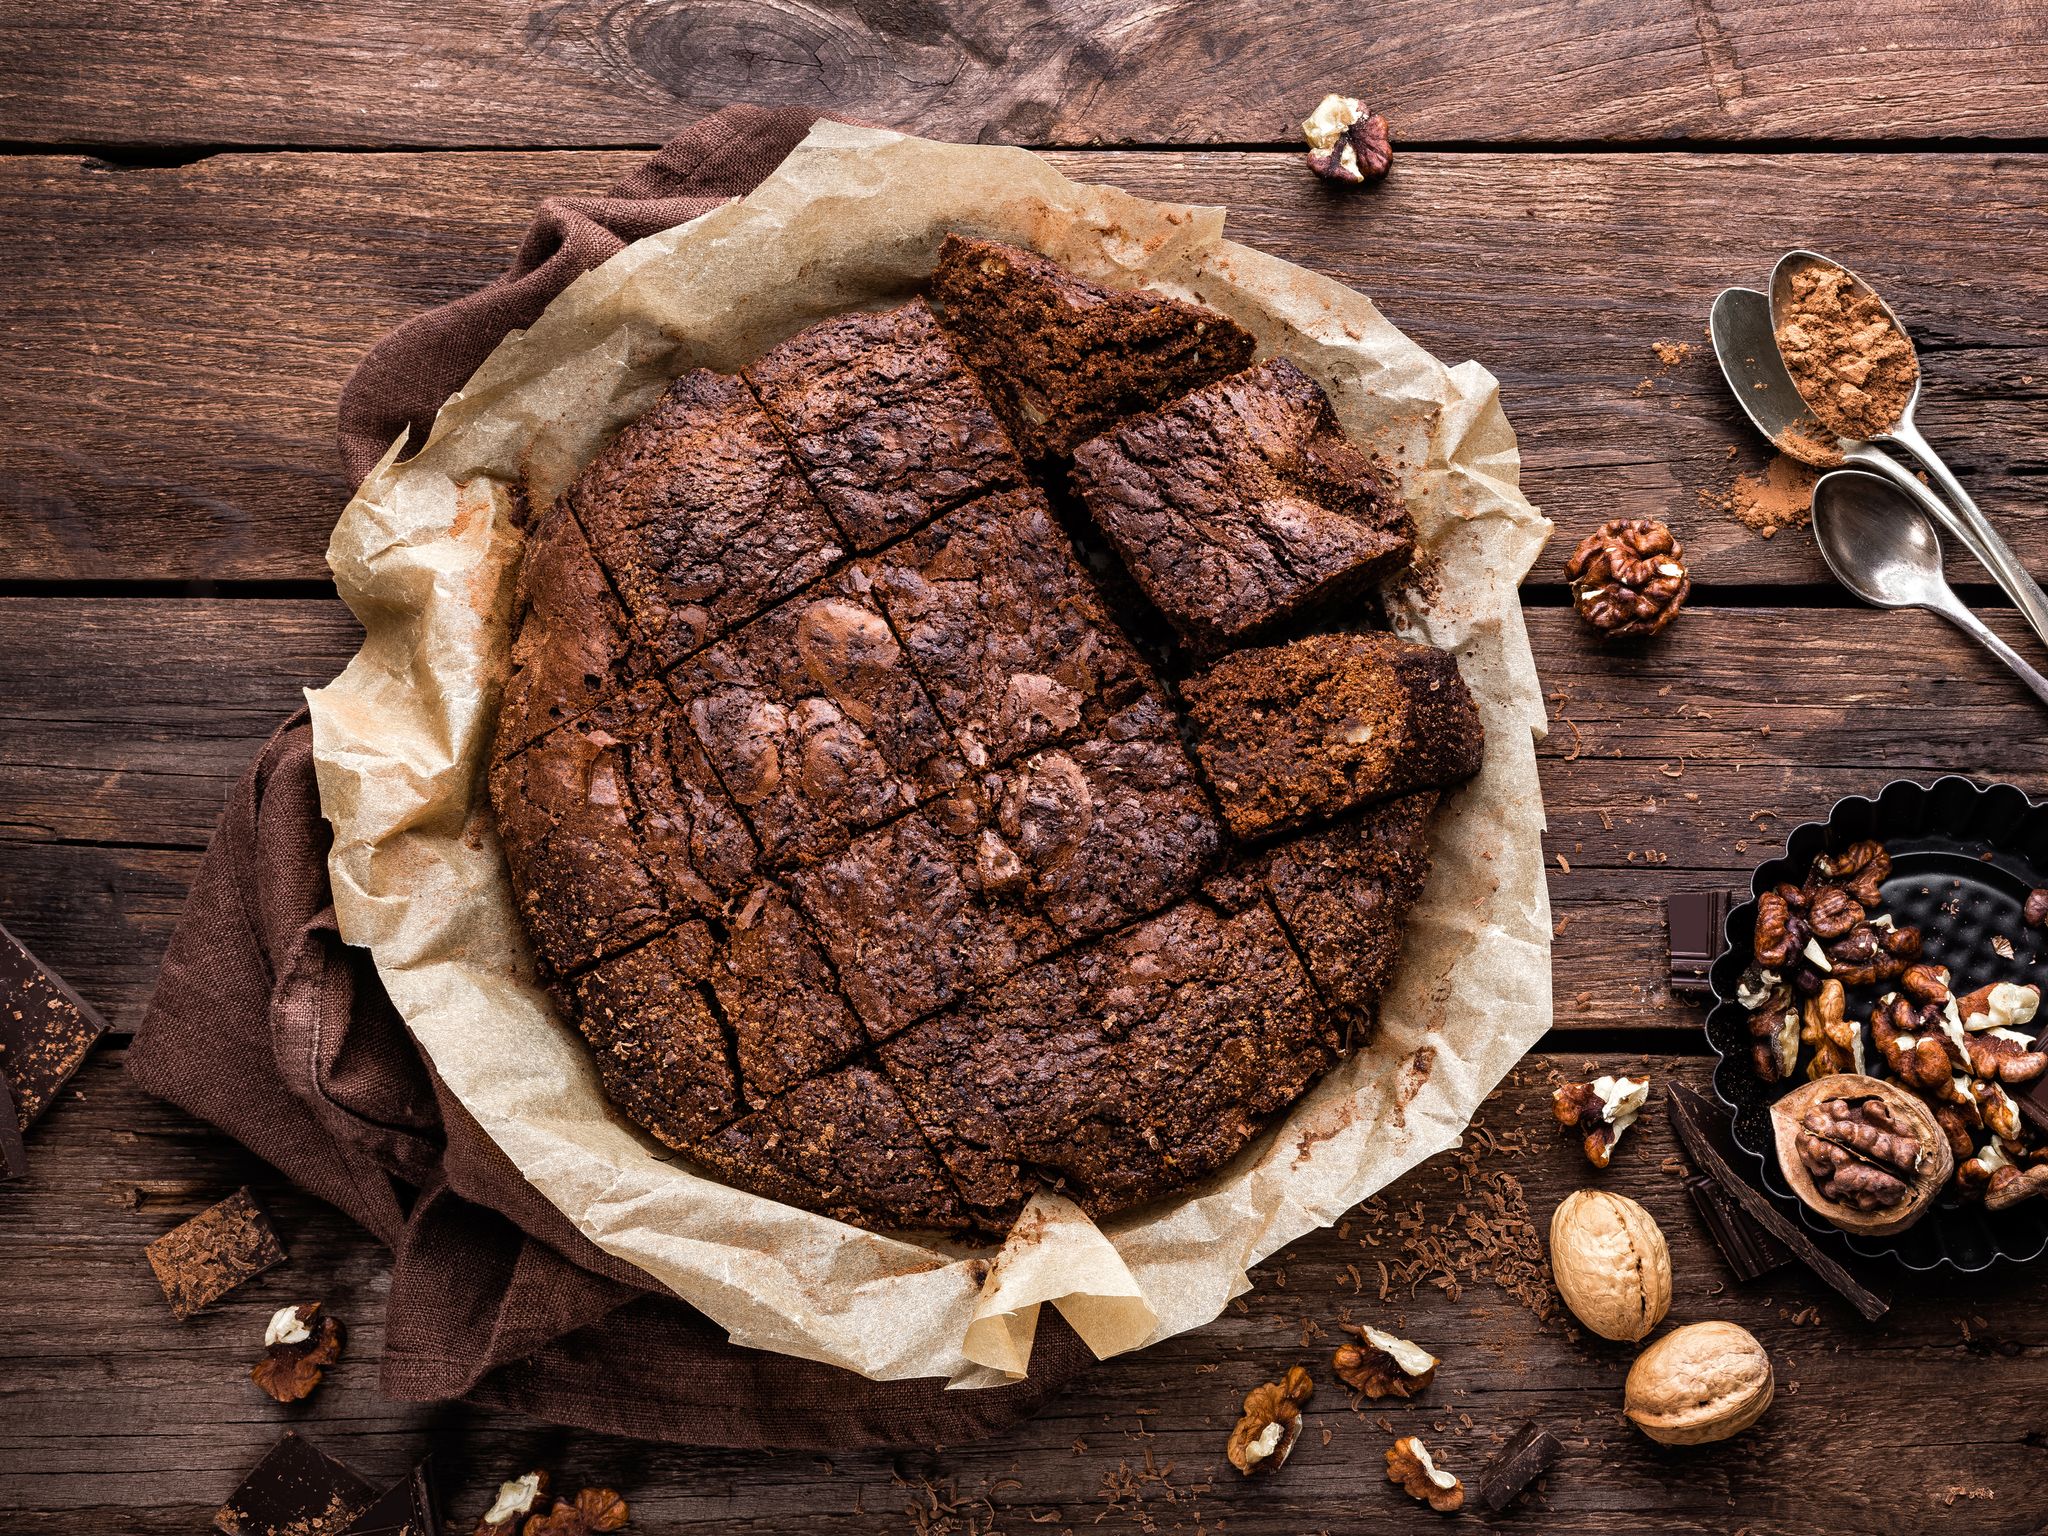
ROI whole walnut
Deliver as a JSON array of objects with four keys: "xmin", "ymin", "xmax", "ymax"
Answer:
[
  {"xmin": 1548, "ymin": 1189, "xmax": 1671, "ymax": 1342},
  {"xmin": 1565, "ymin": 518, "xmax": 1690, "ymax": 640},
  {"xmin": 1624, "ymin": 1322, "xmax": 1773, "ymax": 1445}
]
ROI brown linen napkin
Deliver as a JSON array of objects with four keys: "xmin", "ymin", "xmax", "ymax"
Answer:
[{"xmin": 131, "ymin": 108, "xmax": 1092, "ymax": 1449}]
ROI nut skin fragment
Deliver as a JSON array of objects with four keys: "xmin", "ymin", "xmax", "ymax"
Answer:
[
  {"xmin": 249, "ymin": 1302, "xmax": 344, "ymax": 1403},
  {"xmin": 1331, "ymin": 1324, "xmax": 1438, "ymax": 1398},
  {"xmin": 1624, "ymin": 1321, "xmax": 1773, "ymax": 1445},
  {"xmin": 1565, "ymin": 518, "xmax": 1689, "ymax": 640},
  {"xmin": 1385, "ymin": 1436, "xmax": 1464, "ymax": 1513},
  {"xmin": 1225, "ymin": 1365, "xmax": 1314, "ymax": 1475},
  {"xmin": 1548, "ymin": 1189, "xmax": 1671, "ymax": 1342}
]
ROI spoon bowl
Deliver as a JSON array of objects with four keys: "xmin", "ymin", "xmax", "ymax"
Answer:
[
  {"xmin": 1768, "ymin": 249, "xmax": 1924, "ymax": 432},
  {"xmin": 1709, "ymin": 286, "xmax": 1833, "ymax": 463}
]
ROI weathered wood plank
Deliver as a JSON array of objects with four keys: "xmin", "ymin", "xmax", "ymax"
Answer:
[
  {"xmin": 7, "ymin": 598, "xmax": 2048, "ymax": 1034},
  {"xmin": 5, "ymin": 149, "xmax": 2044, "ymax": 584},
  {"xmin": 1, "ymin": 1049, "xmax": 2040, "ymax": 1534},
  {"xmin": 3, "ymin": 1, "xmax": 2046, "ymax": 150}
]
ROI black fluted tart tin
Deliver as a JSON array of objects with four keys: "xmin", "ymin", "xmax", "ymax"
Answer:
[{"xmin": 1705, "ymin": 776, "xmax": 2048, "ymax": 1272}]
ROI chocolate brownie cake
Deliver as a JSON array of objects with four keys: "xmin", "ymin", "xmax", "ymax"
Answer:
[
  {"xmin": 929, "ymin": 234, "xmax": 1257, "ymax": 459},
  {"xmin": 488, "ymin": 237, "xmax": 1489, "ymax": 1234},
  {"xmin": 1182, "ymin": 633, "xmax": 1483, "ymax": 840},
  {"xmin": 1070, "ymin": 358, "xmax": 1414, "ymax": 652}
]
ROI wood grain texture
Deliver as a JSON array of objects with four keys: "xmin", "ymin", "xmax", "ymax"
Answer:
[
  {"xmin": 3, "ymin": 1, "xmax": 2047, "ymax": 149},
  {"xmin": 7, "ymin": 598, "xmax": 2048, "ymax": 1034},
  {"xmin": 5, "ymin": 149, "xmax": 2045, "ymax": 584},
  {"xmin": 2, "ymin": 1049, "xmax": 2039, "ymax": 1534}
]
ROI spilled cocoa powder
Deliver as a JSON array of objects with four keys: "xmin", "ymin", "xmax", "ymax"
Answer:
[
  {"xmin": 1774, "ymin": 261, "xmax": 1917, "ymax": 440},
  {"xmin": 1701, "ymin": 453, "xmax": 1817, "ymax": 541}
]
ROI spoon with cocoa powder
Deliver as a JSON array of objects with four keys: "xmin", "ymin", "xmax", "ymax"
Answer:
[{"xmin": 1768, "ymin": 251, "xmax": 2048, "ymax": 648}]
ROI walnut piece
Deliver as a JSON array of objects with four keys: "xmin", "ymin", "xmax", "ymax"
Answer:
[
  {"xmin": 1332, "ymin": 1324, "xmax": 1438, "ymax": 1398},
  {"xmin": 1814, "ymin": 841, "xmax": 1889, "ymax": 908},
  {"xmin": 476, "ymin": 1471, "xmax": 548, "ymax": 1536},
  {"xmin": 1956, "ymin": 981, "xmax": 2040, "ymax": 1032},
  {"xmin": 2026, "ymin": 888, "xmax": 2048, "ymax": 929},
  {"xmin": 249, "ymin": 1302, "xmax": 344, "ymax": 1404},
  {"xmin": 1301, "ymin": 94, "xmax": 1392, "ymax": 184},
  {"xmin": 1748, "ymin": 984, "xmax": 1800, "ymax": 1083},
  {"xmin": 1385, "ymin": 1435, "xmax": 1464, "ymax": 1513},
  {"xmin": 1794, "ymin": 1095, "xmax": 1921, "ymax": 1211},
  {"xmin": 1551, "ymin": 1074, "xmax": 1648, "ymax": 1166},
  {"xmin": 1565, "ymin": 518, "xmax": 1689, "ymax": 640},
  {"xmin": 524, "ymin": 1488, "xmax": 630, "ymax": 1535},
  {"xmin": 1225, "ymin": 1365, "xmax": 1314, "ymax": 1475}
]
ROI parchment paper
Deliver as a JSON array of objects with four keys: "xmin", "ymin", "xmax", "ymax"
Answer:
[{"xmin": 307, "ymin": 122, "xmax": 1555, "ymax": 1388}]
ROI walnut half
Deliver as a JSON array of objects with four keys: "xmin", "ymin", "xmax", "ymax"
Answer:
[
  {"xmin": 1225, "ymin": 1365, "xmax": 1314, "ymax": 1475},
  {"xmin": 1385, "ymin": 1435, "xmax": 1464, "ymax": 1513}
]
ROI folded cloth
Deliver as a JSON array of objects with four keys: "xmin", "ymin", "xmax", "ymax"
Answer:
[{"xmin": 130, "ymin": 107, "xmax": 1091, "ymax": 1449}]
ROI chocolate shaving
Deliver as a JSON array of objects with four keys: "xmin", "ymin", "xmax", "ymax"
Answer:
[
  {"xmin": 1475, "ymin": 1419, "xmax": 1561, "ymax": 1514},
  {"xmin": 0, "ymin": 920, "xmax": 107, "ymax": 1132},
  {"xmin": 1665, "ymin": 1085, "xmax": 1887, "ymax": 1321},
  {"xmin": 146, "ymin": 1186, "xmax": 288, "ymax": 1320},
  {"xmin": 215, "ymin": 1431, "xmax": 373, "ymax": 1536},
  {"xmin": 1685, "ymin": 1174, "xmax": 1792, "ymax": 1282}
]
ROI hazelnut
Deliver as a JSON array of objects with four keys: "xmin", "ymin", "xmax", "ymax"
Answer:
[
  {"xmin": 1623, "ymin": 1321, "xmax": 1773, "ymax": 1445},
  {"xmin": 1547, "ymin": 1189, "xmax": 1671, "ymax": 1342}
]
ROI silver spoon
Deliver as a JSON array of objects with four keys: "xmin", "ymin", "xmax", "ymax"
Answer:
[
  {"xmin": 1709, "ymin": 285, "xmax": 2048, "ymax": 652},
  {"xmin": 1770, "ymin": 252, "xmax": 2048, "ymax": 649},
  {"xmin": 1811, "ymin": 468, "xmax": 2048, "ymax": 708}
]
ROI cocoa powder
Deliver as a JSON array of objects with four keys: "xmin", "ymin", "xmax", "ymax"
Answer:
[{"xmin": 1774, "ymin": 262, "xmax": 1917, "ymax": 440}]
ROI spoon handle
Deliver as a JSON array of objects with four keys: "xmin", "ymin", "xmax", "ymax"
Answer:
[
  {"xmin": 1881, "ymin": 422, "xmax": 2048, "ymax": 653},
  {"xmin": 1931, "ymin": 594, "xmax": 2048, "ymax": 709}
]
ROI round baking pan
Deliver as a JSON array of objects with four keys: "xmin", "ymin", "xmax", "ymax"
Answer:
[{"xmin": 1706, "ymin": 775, "xmax": 2048, "ymax": 1272}]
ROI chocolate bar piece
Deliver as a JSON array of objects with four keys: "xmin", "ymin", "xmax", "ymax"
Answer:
[
  {"xmin": 1665, "ymin": 1084, "xmax": 1887, "ymax": 1321},
  {"xmin": 146, "ymin": 1187, "xmax": 287, "ymax": 1319},
  {"xmin": 1475, "ymin": 1419, "xmax": 1561, "ymax": 1514},
  {"xmin": 0, "ymin": 1073, "xmax": 23, "ymax": 1181},
  {"xmin": 1667, "ymin": 890, "xmax": 1736, "ymax": 998},
  {"xmin": 0, "ymin": 920, "xmax": 108, "ymax": 1131},
  {"xmin": 1686, "ymin": 1173, "xmax": 1792, "ymax": 1283},
  {"xmin": 215, "ymin": 1431, "xmax": 373, "ymax": 1536},
  {"xmin": 341, "ymin": 1457, "xmax": 440, "ymax": 1536}
]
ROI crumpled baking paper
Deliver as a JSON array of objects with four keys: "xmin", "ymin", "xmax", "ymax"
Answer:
[{"xmin": 307, "ymin": 122, "xmax": 1554, "ymax": 1388}]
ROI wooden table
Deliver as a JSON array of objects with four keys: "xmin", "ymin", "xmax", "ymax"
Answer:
[{"xmin": 5, "ymin": 6, "xmax": 2048, "ymax": 1531}]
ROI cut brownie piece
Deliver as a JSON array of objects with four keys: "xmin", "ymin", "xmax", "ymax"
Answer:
[
  {"xmin": 859, "ymin": 486, "xmax": 1156, "ymax": 768},
  {"xmin": 1182, "ymin": 632, "xmax": 1483, "ymax": 841},
  {"xmin": 883, "ymin": 902, "xmax": 1335, "ymax": 1220},
  {"xmin": 567, "ymin": 922, "xmax": 739, "ymax": 1149},
  {"xmin": 671, "ymin": 572, "xmax": 965, "ymax": 866},
  {"xmin": 570, "ymin": 369, "xmax": 845, "ymax": 669},
  {"xmin": 746, "ymin": 299, "xmax": 1025, "ymax": 550},
  {"xmin": 974, "ymin": 693, "xmax": 1219, "ymax": 942},
  {"xmin": 495, "ymin": 493, "xmax": 643, "ymax": 759},
  {"xmin": 1259, "ymin": 791, "xmax": 1439, "ymax": 1038},
  {"xmin": 1070, "ymin": 358, "xmax": 1413, "ymax": 651},
  {"xmin": 790, "ymin": 802, "xmax": 1059, "ymax": 1038},
  {"xmin": 691, "ymin": 1063, "xmax": 974, "ymax": 1232},
  {"xmin": 929, "ymin": 234, "xmax": 1256, "ymax": 460},
  {"xmin": 709, "ymin": 884, "xmax": 866, "ymax": 1104},
  {"xmin": 490, "ymin": 682, "xmax": 758, "ymax": 975}
]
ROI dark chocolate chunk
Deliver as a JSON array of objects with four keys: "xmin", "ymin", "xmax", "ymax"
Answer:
[
  {"xmin": 215, "ymin": 1431, "xmax": 373, "ymax": 1536},
  {"xmin": 2019, "ymin": 1068, "xmax": 2048, "ymax": 1140},
  {"xmin": 340, "ymin": 1456, "xmax": 440, "ymax": 1536},
  {"xmin": 1474, "ymin": 1419, "xmax": 1561, "ymax": 1514},
  {"xmin": 1665, "ymin": 1084, "xmax": 1887, "ymax": 1321},
  {"xmin": 146, "ymin": 1187, "xmax": 288, "ymax": 1320},
  {"xmin": 1667, "ymin": 890, "xmax": 1737, "ymax": 998},
  {"xmin": 0, "ymin": 920, "xmax": 109, "ymax": 1133},
  {"xmin": 1685, "ymin": 1173, "xmax": 1792, "ymax": 1283},
  {"xmin": 0, "ymin": 1072, "xmax": 24, "ymax": 1180}
]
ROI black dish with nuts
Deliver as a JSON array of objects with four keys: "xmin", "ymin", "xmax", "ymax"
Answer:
[{"xmin": 1706, "ymin": 776, "xmax": 2048, "ymax": 1272}]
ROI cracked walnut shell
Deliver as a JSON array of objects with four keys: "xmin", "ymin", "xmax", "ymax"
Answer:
[
  {"xmin": 1564, "ymin": 518, "xmax": 1689, "ymax": 640},
  {"xmin": 1548, "ymin": 1189, "xmax": 1671, "ymax": 1342},
  {"xmin": 1623, "ymin": 1321, "xmax": 1773, "ymax": 1445},
  {"xmin": 1770, "ymin": 1074, "xmax": 1951, "ymax": 1237},
  {"xmin": 1331, "ymin": 1324, "xmax": 1438, "ymax": 1397},
  {"xmin": 1225, "ymin": 1365, "xmax": 1314, "ymax": 1475}
]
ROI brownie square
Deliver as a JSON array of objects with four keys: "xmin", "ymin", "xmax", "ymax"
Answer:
[
  {"xmin": 691, "ymin": 1064, "xmax": 974, "ymax": 1232},
  {"xmin": 859, "ymin": 486, "xmax": 1156, "ymax": 768},
  {"xmin": 1182, "ymin": 632, "xmax": 1483, "ymax": 840},
  {"xmin": 494, "ymin": 493, "xmax": 643, "ymax": 759},
  {"xmin": 490, "ymin": 682, "xmax": 758, "ymax": 975},
  {"xmin": 1070, "ymin": 358, "xmax": 1413, "ymax": 652},
  {"xmin": 671, "ymin": 571, "xmax": 965, "ymax": 866},
  {"xmin": 146, "ymin": 1187, "xmax": 287, "ymax": 1320},
  {"xmin": 929, "ymin": 234, "xmax": 1257, "ymax": 460},
  {"xmin": 1258, "ymin": 791, "xmax": 1439, "ymax": 1038},
  {"xmin": 746, "ymin": 299, "xmax": 1026, "ymax": 550},
  {"xmin": 883, "ymin": 902, "xmax": 1334, "ymax": 1219},
  {"xmin": 709, "ymin": 884, "xmax": 866, "ymax": 1104},
  {"xmin": 972, "ymin": 693, "xmax": 1219, "ymax": 943},
  {"xmin": 790, "ymin": 803, "xmax": 1059, "ymax": 1038},
  {"xmin": 567, "ymin": 921, "xmax": 739, "ymax": 1150},
  {"xmin": 570, "ymin": 369, "xmax": 845, "ymax": 669}
]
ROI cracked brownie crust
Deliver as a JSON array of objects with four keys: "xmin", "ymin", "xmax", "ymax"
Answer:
[{"xmin": 489, "ymin": 237, "xmax": 1486, "ymax": 1234}]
